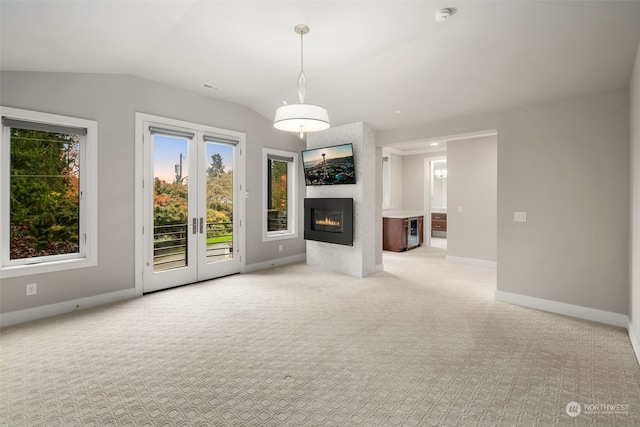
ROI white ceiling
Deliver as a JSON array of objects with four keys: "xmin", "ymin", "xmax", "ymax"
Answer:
[{"xmin": 2, "ymin": 0, "xmax": 640, "ymax": 152}]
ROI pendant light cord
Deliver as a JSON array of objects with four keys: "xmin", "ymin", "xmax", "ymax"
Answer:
[
  {"xmin": 300, "ymin": 29, "xmax": 304, "ymax": 75},
  {"xmin": 297, "ymin": 27, "xmax": 306, "ymax": 104}
]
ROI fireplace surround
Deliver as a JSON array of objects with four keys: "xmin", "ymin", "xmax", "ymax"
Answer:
[{"xmin": 304, "ymin": 198, "xmax": 354, "ymax": 246}]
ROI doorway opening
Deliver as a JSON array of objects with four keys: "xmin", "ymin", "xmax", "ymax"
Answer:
[{"xmin": 425, "ymin": 157, "xmax": 447, "ymax": 250}]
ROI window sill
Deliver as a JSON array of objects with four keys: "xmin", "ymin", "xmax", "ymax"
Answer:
[
  {"xmin": 0, "ymin": 257, "xmax": 97, "ymax": 279},
  {"xmin": 263, "ymin": 231, "xmax": 299, "ymax": 242}
]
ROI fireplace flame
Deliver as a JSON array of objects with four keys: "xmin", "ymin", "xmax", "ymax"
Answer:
[{"xmin": 315, "ymin": 217, "xmax": 341, "ymax": 227}]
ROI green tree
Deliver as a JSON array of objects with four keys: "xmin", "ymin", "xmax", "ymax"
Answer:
[
  {"xmin": 206, "ymin": 153, "xmax": 233, "ymax": 241},
  {"xmin": 269, "ymin": 160, "xmax": 287, "ymax": 212},
  {"xmin": 9, "ymin": 129, "xmax": 80, "ymax": 259},
  {"xmin": 267, "ymin": 160, "xmax": 288, "ymax": 232},
  {"xmin": 207, "ymin": 153, "xmax": 225, "ymax": 178},
  {"xmin": 152, "ymin": 153, "xmax": 233, "ymax": 244},
  {"xmin": 207, "ymin": 170, "xmax": 233, "ymax": 217},
  {"xmin": 153, "ymin": 178, "xmax": 188, "ymax": 226}
]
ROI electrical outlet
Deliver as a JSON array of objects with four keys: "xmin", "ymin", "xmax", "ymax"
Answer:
[
  {"xmin": 278, "ymin": 244, "xmax": 283, "ymax": 252},
  {"xmin": 26, "ymin": 283, "xmax": 37, "ymax": 296},
  {"xmin": 514, "ymin": 211, "xmax": 527, "ymax": 222}
]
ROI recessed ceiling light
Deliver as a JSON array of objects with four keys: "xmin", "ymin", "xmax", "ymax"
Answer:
[
  {"xmin": 202, "ymin": 84, "xmax": 222, "ymax": 91},
  {"xmin": 435, "ymin": 8, "xmax": 452, "ymax": 22},
  {"xmin": 430, "ymin": 142, "xmax": 440, "ymax": 146},
  {"xmin": 395, "ymin": 109, "xmax": 403, "ymax": 114}
]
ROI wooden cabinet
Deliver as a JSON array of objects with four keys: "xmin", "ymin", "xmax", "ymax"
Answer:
[
  {"xmin": 383, "ymin": 217, "xmax": 407, "ymax": 252},
  {"xmin": 431, "ymin": 212, "xmax": 447, "ymax": 234},
  {"xmin": 383, "ymin": 216, "xmax": 423, "ymax": 252}
]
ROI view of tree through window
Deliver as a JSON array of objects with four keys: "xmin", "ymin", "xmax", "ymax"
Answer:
[
  {"xmin": 9, "ymin": 128, "xmax": 81, "ymax": 260},
  {"xmin": 152, "ymin": 140, "xmax": 235, "ymax": 270},
  {"xmin": 153, "ymin": 147, "xmax": 234, "ymax": 231},
  {"xmin": 206, "ymin": 152, "xmax": 233, "ymax": 236},
  {"xmin": 152, "ymin": 135, "xmax": 189, "ymax": 271},
  {"xmin": 267, "ymin": 159, "xmax": 288, "ymax": 232}
]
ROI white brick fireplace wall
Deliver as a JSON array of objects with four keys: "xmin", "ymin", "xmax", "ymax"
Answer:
[{"xmin": 305, "ymin": 122, "xmax": 382, "ymax": 277}]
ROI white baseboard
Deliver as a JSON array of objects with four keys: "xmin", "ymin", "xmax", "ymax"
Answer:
[
  {"xmin": 495, "ymin": 290, "xmax": 628, "ymax": 328},
  {"xmin": 446, "ymin": 255, "xmax": 497, "ymax": 269},
  {"xmin": 2, "ymin": 255, "xmax": 308, "ymax": 328},
  {"xmin": 242, "ymin": 253, "xmax": 306, "ymax": 273},
  {"xmin": 628, "ymin": 322, "xmax": 640, "ymax": 365},
  {"xmin": 0, "ymin": 288, "xmax": 138, "ymax": 328}
]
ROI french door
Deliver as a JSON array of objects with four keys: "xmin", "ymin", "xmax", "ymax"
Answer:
[{"xmin": 138, "ymin": 115, "xmax": 244, "ymax": 293}]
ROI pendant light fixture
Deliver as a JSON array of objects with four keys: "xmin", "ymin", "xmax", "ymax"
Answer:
[{"xmin": 273, "ymin": 24, "xmax": 330, "ymax": 139}]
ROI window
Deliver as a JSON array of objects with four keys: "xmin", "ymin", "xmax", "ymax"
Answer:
[
  {"xmin": 1, "ymin": 107, "xmax": 97, "ymax": 278},
  {"xmin": 262, "ymin": 148, "xmax": 298, "ymax": 241}
]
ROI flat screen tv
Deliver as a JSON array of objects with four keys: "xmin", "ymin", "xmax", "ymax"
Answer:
[{"xmin": 301, "ymin": 143, "xmax": 356, "ymax": 186}]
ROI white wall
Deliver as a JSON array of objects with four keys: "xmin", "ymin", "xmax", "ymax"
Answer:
[
  {"xmin": 377, "ymin": 88, "xmax": 630, "ymax": 317},
  {"xmin": 401, "ymin": 155, "xmax": 426, "ymax": 212},
  {"xmin": 497, "ymin": 90, "xmax": 629, "ymax": 315},
  {"xmin": 399, "ymin": 152, "xmax": 448, "ymax": 212},
  {"xmin": 0, "ymin": 71, "xmax": 304, "ymax": 316},
  {"xmin": 381, "ymin": 149, "xmax": 403, "ymax": 210},
  {"xmin": 306, "ymin": 122, "xmax": 381, "ymax": 277},
  {"xmin": 431, "ymin": 160, "xmax": 447, "ymax": 210},
  {"xmin": 390, "ymin": 144, "xmax": 496, "ymax": 264},
  {"xmin": 447, "ymin": 136, "xmax": 497, "ymax": 263},
  {"xmin": 629, "ymin": 42, "xmax": 640, "ymax": 360}
]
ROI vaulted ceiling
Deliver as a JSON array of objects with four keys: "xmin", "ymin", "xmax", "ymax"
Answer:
[{"xmin": 2, "ymin": 1, "xmax": 640, "ymax": 144}]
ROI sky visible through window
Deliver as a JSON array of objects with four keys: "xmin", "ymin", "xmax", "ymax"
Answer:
[{"xmin": 153, "ymin": 135, "xmax": 233, "ymax": 183}]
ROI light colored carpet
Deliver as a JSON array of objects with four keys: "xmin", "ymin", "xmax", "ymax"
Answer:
[
  {"xmin": 1, "ymin": 246, "xmax": 639, "ymax": 426},
  {"xmin": 430, "ymin": 237, "xmax": 447, "ymax": 250}
]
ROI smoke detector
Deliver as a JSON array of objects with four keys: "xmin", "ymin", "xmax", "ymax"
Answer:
[{"xmin": 435, "ymin": 8, "xmax": 452, "ymax": 22}]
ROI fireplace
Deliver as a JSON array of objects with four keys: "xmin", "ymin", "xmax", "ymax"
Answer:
[{"xmin": 304, "ymin": 198, "xmax": 353, "ymax": 246}]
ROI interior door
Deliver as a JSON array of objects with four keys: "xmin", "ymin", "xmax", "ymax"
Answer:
[{"xmin": 142, "ymin": 121, "xmax": 241, "ymax": 293}]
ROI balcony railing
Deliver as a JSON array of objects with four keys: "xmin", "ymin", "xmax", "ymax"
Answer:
[
  {"xmin": 267, "ymin": 209, "xmax": 288, "ymax": 232},
  {"xmin": 153, "ymin": 221, "xmax": 233, "ymax": 271}
]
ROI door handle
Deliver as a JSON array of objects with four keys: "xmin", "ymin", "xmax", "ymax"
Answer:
[
  {"xmin": 192, "ymin": 218, "xmax": 197, "ymax": 234},
  {"xmin": 200, "ymin": 217, "xmax": 204, "ymax": 234}
]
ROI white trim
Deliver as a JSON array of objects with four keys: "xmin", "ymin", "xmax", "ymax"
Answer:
[
  {"xmin": 0, "ymin": 106, "xmax": 98, "ymax": 279},
  {"xmin": 629, "ymin": 321, "xmax": 640, "ymax": 365},
  {"xmin": 385, "ymin": 129, "xmax": 498, "ymax": 156},
  {"xmin": 262, "ymin": 147, "xmax": 299, "ymax": 242},
  {"xmin": 446, "ymin": 255, "xmax": 496, "ymax": 268},
  {"xmin": 134, "ymin": 112, "xmax": 246, "ymax": 294},
  {"xmin": 134, "ymin": 114, "xmax": 145, "ymax": 296},
  {"xmin": 1, "ymin": 257, "xmax": 98, "ymax": 279},
  {"xmin": 242, "ymin": 253, "xmax": 306, "ymax": 273},
  {"xmin": 496, "ymin": 290, "xmax": 628, "ymax": 328},
  {"xmin": 424, "ymin": 155, "xmax": 447, "ymax": 249},
  {"xmin": 382, "ymin": 153, "xmax": 391, "ymax": 209},
  {"xmin": 0, "ymin": 288, "xmax": 137, "ymax": 328}
]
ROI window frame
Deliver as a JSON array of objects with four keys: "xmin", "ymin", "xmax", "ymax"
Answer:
[
  {"xmin": 262, "ymin": 147, "xmax": 298, "ymax": 242},
  {"xmin": 1, "ymin": 106, "xmax": 98, "ymax": 278}
]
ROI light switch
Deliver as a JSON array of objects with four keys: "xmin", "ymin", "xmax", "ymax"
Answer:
[
  {"xmin": 457, "ymin": 206, "xmax": 463, "ymax": 214},
  {"xmin": 514, "ymin": 211, "xmax": 527, "ymax": 222}
]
